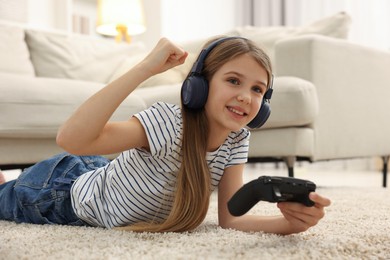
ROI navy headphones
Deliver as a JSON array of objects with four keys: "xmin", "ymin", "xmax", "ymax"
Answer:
[{"xmin": 181, "ymin": 36, "xmax": 274, "ymax": 129}]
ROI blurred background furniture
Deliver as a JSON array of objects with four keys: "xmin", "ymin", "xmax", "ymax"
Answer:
[{"xmin": 1, "ymin": 12, "xmax": 390, "ymax": 186}]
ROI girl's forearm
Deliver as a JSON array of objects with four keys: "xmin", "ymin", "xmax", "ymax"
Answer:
[
  {"xmin": 56, "ymin": 64, "xmax": 153, "ymax": 152},
  {"xmin": 220, "ymin": 215, "xmax": 296, "ymax": 235}
]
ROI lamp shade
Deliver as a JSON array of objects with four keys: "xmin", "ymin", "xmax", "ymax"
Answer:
[{"xmin": 96, "ymin": 0, "xmax": 146, "ymax": 37}]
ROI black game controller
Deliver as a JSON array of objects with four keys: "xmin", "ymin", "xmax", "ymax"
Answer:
[{"xmin": 228, "ymin": 176, "xmax": 316, "ymax": 216}]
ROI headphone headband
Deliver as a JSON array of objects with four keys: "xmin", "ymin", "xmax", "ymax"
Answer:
[{"xmin": 190, "ymin": 36, "xmax": 246, "ymax": 75}]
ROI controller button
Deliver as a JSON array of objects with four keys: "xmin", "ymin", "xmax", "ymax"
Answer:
[{"xmin": 263, "ymin": 176, "xmax": 272, "ymax": 183}]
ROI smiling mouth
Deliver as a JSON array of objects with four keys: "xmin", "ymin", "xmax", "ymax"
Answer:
[{"xmin": 227, "ymin": 107, "xmax": 247, "ymax": 116}]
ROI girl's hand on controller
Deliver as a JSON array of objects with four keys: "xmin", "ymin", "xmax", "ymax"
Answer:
[{"xmin": 277, "ymin": 192, "xmax": 331, "ymax": 233}]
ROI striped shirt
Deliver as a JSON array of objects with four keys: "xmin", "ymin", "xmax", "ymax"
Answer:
[{"xmin": 71, "ymin": 102, "xmax": 250, "ymax": 228}]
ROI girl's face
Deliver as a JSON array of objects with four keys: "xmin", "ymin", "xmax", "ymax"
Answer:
[{"xmin": 205, "ymin": 53, "xmax": 269, "ymax": 134}]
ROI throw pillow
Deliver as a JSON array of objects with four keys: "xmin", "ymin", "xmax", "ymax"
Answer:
[
  {"xmin": 0, "ymin": 22, "xmax": 35, "ymax": 76},
  {"xmin": 235, "ymin": 11, "xmax": 352, "ymax": 64},
  {"xmin": 179, "ymin": 12, "xmax": 351, "ymax": 69},
  {"xmin": 25, "ymin": 29, "xmax": 146, "ymax": 83}
]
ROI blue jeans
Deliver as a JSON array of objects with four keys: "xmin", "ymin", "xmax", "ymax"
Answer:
[{"xmin": 0, "ymin": 153, "xmax": 109, "ymax": 226}]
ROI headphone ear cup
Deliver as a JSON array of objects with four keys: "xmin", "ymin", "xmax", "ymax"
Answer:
[
  {"xmin": 181, "ymin": 75, "xmax": 209, "ymax": 109},
  {"xmin": 247, "ymin": 100, "xmax": 271, "ymax": 129}
]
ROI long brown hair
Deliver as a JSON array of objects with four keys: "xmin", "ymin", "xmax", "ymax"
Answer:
[{"xmin": 119, "ymin": 37, "xmax": 272, "ymax": 232}]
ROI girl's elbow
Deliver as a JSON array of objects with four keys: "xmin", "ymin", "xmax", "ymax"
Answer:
[
  {"xmin": 56, "ymin": 136, "xmax": 73, "ymax": 153},
  {"xmin": 219, "ymin": 223, "xmax": 232, "ymax": 230},
  {"xmin": 56, "ymin": 131, "xmax": 67, "ymax": 149},
  {"xmin": 56, "ymin": 132, "xmax": 82, "ymax": 155},
  {"xmin": 218, "ymin": 217, "xmax": 235, "ymax": 230}
]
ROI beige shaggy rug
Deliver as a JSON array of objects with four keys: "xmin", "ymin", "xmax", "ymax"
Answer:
[{"xmin": 0, "ymin": 186, "xmax": 389, "ymax": 260}]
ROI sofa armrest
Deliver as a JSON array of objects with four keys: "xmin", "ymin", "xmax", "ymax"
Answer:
[{"xmin": 274, "ymin": 35, "xmax": 390, "ymax": 160}]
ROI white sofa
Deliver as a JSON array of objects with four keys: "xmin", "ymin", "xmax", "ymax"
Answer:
[{"xmin": 1, "ymin": 12, "xmax": 390, "ymax": 186}]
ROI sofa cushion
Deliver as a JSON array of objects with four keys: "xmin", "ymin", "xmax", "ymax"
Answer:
[
  {"xmin": 25, "ymin": 30, "xmax": 145, "ymax": 84},
  {"xmin": 260, "ymin": 76, "xmax": 318, "ymax": 130},
  {"xmin": 133, "ymin": 83, "xmax": 182, "ymax": 108},
  {"xmin": 0, "ymin": 23, "xmax": 35, "ymax": 76},
  {"xmin": 248, "ymin": 127, "xmax": 314, "ymax": 158},
  {"xmin": 0, "ymin": 73, "xmax": 147, "ymax": 138},
  {"xmin": 134, "ymin": 76, "xmax": 318, "ymax": 130}
]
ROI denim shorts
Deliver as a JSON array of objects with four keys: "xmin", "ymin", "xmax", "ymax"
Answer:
[{"xmin": 0, "ymin": 153, "xmax": 109, "ymax": 226}]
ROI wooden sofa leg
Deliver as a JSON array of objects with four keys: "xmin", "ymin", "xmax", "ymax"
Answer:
[
  {"xmin": 284, "ymin": 156, "xmax": 296, "ymax": 178},
  {"xmin": 382, "ymin": 156, "xmax": 389, "ymax": 188}
]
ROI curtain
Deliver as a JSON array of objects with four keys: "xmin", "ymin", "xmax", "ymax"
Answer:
[
  {"xmin": 238, "ymin": 0, "xmax": 286, "ymax": 26},
  {"xmin": 252, "ymin": 0, "xmax": 286, "ymax": 26}
]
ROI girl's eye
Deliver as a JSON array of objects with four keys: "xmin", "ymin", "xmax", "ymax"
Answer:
[
  {"xmin": 228, "ymin": 78, "xmax": 240, "ymax": 85},
  {"xmin": 252, "ymin": 86, "xmax": 265, "ymax": 94}
]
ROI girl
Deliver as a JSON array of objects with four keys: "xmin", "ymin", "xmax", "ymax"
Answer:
[{"xmin": 0, "ymin": 37, "xmax": 330, "ymax": 234}]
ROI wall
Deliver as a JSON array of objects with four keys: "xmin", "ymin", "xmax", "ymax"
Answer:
[
  {"xmin": 137, "ymin": 0, "xmax": 241, "ymax": 48},
  {"xmin": 0, "ymin": 0, "xmax": 28, "ymax": 23},
  {"xmin": 160, "ymin": 0, "xmax": 238, "ymax": 42},
  {"xmin": 27, "ymin": 0, "xmax": 70, "ymax": 31},
  {"xmin": 2, "ymin": 0, "xmax": 389, "ymax": 50},
  {"xmin": 2, "ymin": 0, "xmax": 240, "ymax": 49}
]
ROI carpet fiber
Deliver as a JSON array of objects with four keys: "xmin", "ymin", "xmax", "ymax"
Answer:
[{"xmin": 0, "ymin": 186, "xmax": 389, "ymax": 259}]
